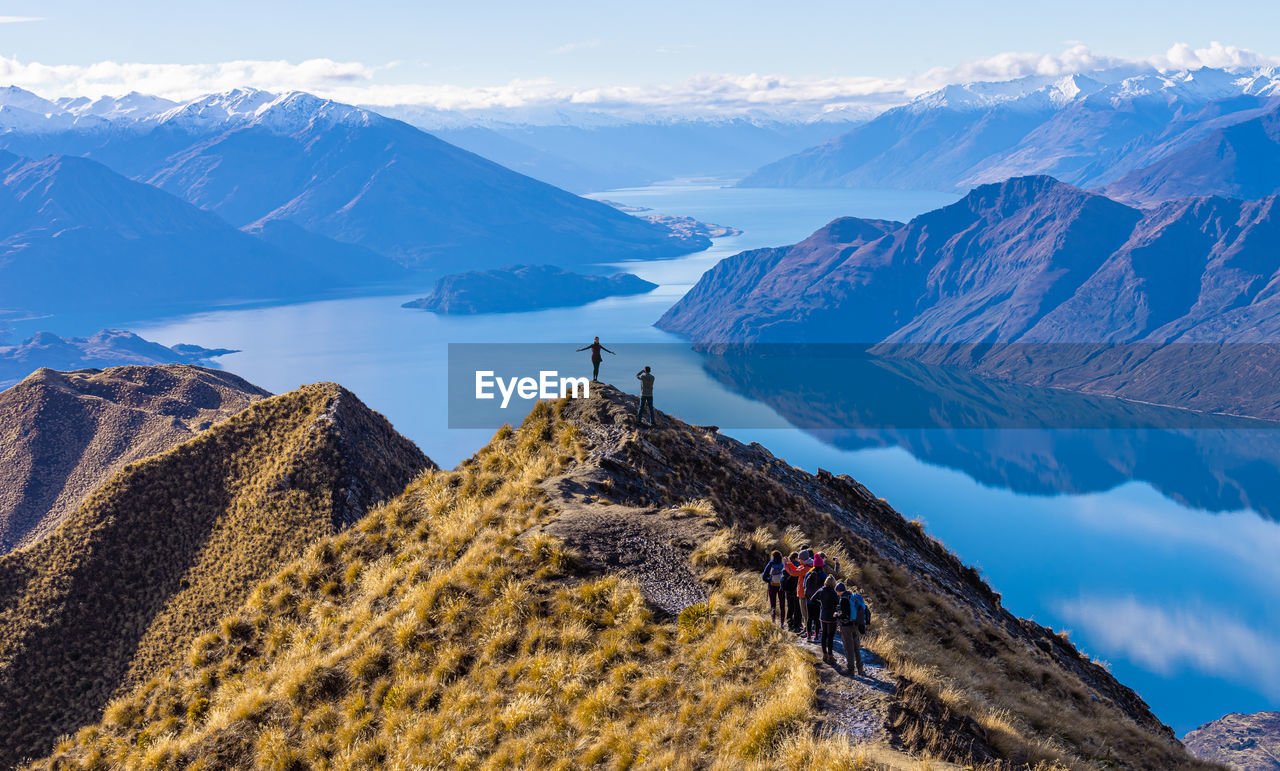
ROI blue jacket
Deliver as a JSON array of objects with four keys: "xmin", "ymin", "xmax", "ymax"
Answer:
[{"xmin": 761, "ymin": 558, "xmax": 785, "ymax": 585}]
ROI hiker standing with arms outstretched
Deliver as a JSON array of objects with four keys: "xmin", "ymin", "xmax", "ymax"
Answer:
[
  {"xmin": 577, "ymin": 337, "xmax": 615, "ymax": 382},
  {"xmin": 636, "ymin": 366, "xmax": 656, "ymax": 426},
  {"xmin": 836, "ymin": 582, "xmax": 869, "ymax": 676}
]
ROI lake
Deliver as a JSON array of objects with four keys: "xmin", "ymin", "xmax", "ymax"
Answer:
[{"xmin": 126, "ymin": 182, "xmax": 1279, "ymax": 735}]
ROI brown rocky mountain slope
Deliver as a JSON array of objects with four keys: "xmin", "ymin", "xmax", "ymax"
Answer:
[
  {"xmin": 0, "ymin": 365, "xmax": 268, "ymax": 554},
  {"xmin": 0, "ymin": 379, "xmax": 432, "ymax": 768},
  {"xmin": 1185, "ymin": 711, "xmax": 1280, "ymax": 770},
  {"xmin": 30, "ymin": 385, "xmax": 1212, "ymax": 770}
]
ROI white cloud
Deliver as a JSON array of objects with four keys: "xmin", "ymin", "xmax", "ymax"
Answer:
[
  {"xmin": 0, "ymin": 16, "xmax": 41, "ymax": 23},
  {"xmin": 0, "ymin": 57, "xmax": 377, "ymax": 101},
  {"xmin": 1, "ymin": 42, "xmax": 1277, "ymax": 120},
  {"xmin": 1056, "ymin": 595, "xmax": 1280, "ymax": 698},
  {"xmin": 1155, "ymin": 41, "xmax": 1277, "ymax": 70}
]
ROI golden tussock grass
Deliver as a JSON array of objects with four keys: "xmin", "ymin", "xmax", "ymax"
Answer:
[{"xmin": 31, "ymin": 401, "xmax": 867, "ymax": 770}]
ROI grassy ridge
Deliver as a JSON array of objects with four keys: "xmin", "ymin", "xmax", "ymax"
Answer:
[
  {"xmin": 30, "ymin": 402, "xmax": 870, "ymax": 770},
  {"xmin": 0, "ymin": 383, "xmax": 430, "ymax": 768},
  {"xmin": 20, "ymin": 387, "xmax": 1216, "ymax": 770}
]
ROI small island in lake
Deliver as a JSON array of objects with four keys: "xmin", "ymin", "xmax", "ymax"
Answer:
[{"xmin": 402, "ymin": 264, "xmax": 659, "ymax": 315}]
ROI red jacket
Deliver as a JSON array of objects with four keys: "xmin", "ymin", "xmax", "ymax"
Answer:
[{"xmin": 784, "ymin": 560, "xmax": 812, "ymax": 598}]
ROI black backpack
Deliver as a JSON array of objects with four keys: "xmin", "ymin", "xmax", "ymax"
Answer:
[{"xmin": 804, "ymin": 569, "xmax": 826, "ymax": 600}]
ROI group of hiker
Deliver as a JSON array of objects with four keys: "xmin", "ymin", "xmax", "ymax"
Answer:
[
  {"xmin": 578, "ymin": 338, "xmax": 868, "ymax": 672},
  {"xmin": 762, "ymin": 548, "xmax": 870, "ymax": 677},
  {"xmin": 576, "ymin": 337, "xmax": 657, "ymax": 427}
]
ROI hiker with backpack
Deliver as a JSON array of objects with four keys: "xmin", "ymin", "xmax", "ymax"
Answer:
[
  {"xmin": 761, "ymin": 550, "xmax": 787, "ymax": 627},
  {"xmin": 781, "ymin": 552, "xmax": 802, "ymax": 632},
  {"xmin": 836, "ymin": 582, "xmax": 870, "ymax": 676},
  {"xmin": 803, "ymin": 553, "xmax": 830, "ymax": 642},
  {"xmin": 813, "ymin": 575, "xmax": 841, "ymax": 664},
  {"xmin": 787, "ymin": 549, "xmax": 814, "ymax": 637}
]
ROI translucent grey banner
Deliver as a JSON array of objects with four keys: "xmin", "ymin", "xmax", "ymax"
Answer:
[{"xmin": 447, "ymin": 342, "xmax": 1280, "ymax": 430}]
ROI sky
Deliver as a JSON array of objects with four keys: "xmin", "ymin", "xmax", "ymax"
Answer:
[{"xmin": 2, "ymin": 0, "xmax": 1280, "ymax": 115}]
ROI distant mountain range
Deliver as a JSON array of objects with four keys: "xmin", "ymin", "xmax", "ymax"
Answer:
[
  {"xmin": 659, "ymin": 175, "xmax": 1280, "ymax": 419},
  {"xmin": 0, "ymin": 365, "xmax": 267, "ymax": 553},
  {"xmin": 403, "ymin": 264, "xmax": 657, "ymax": 314},
  {"xmin": 0, "ymin": 372, "xmax": 431, "ymax": 767},
  {"xmin": 0, "ymin": 87, "xmax": 707, "ymax": 313},
  {"xmin": 420, "ymin": 119, "xmax": 857, "ymax": 192},
  {"xmin": 739, "ymin": 67, "xmax": 1280, "ymax": 204}
]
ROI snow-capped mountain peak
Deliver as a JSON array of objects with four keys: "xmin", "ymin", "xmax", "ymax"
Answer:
[
  {"xmin": 67, "ymin": 92, "xmax": 179, "ymax": 120},
  {"xmin": 0, "ymin": 86, "xmax": 60, "ymax": 117},
  {"xmin": 149, "ymin": 89, "xmax": 382, "ymax": 134},
  {"xmin": 902, "ymin": 66, "xmax": 1280, "ymax": 114},
  {"xmin": 152, "ymin": 88, "xmax": 280, "ymax": 130}
]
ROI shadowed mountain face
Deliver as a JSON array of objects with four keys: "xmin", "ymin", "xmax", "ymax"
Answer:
[
  {"xmin": 0, "ymin": 365, "xmax": 268, "ymax": 554},
  {"xmin": 1107, "ymin": 107, "xmax": 1280, "ymax": 204},
  {"xmin": 0, "ymin": 151, "xmax": 406, "ymax": 317},
  {"xmin": 659, "ymin": 176, "xmax": 1280, "ymax": 420},
  {"xmin": 0, "ymin": 377, "xmax": 432, "ymax": 768},
  {"xmin": 1184, "ymin": 711, "xmax": 1280, "ymax": 770},
  {"xmin": 402, "ymin": 264, "xmax": 658, "ymax": 314},
  {"xmin": 0, "ymin": 90, "xmax": 707, "ymax": 273}
]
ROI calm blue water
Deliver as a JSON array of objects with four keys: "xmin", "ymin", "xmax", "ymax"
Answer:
[{"xmin": 128, "ymin": 183, "xmax": 1279, "ymax": 734}]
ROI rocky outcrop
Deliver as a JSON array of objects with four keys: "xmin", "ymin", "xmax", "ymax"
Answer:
[{"xmin": 1185, "ymin": 711, "xmax": 1280, "ymax": 770}]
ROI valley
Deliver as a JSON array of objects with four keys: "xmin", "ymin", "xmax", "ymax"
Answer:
[{"xmin": 5, "ymin": 44, "xmax": 1280, "ymax": 768}]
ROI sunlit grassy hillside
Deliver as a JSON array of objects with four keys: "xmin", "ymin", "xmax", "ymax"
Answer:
[
  {"xmin": 0, "ymin": 382, "xmax": 430, "ymax": 768},
  {"xmin": 26, "ymin": 387, "xmax": 1217, "ymax": 770}
]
